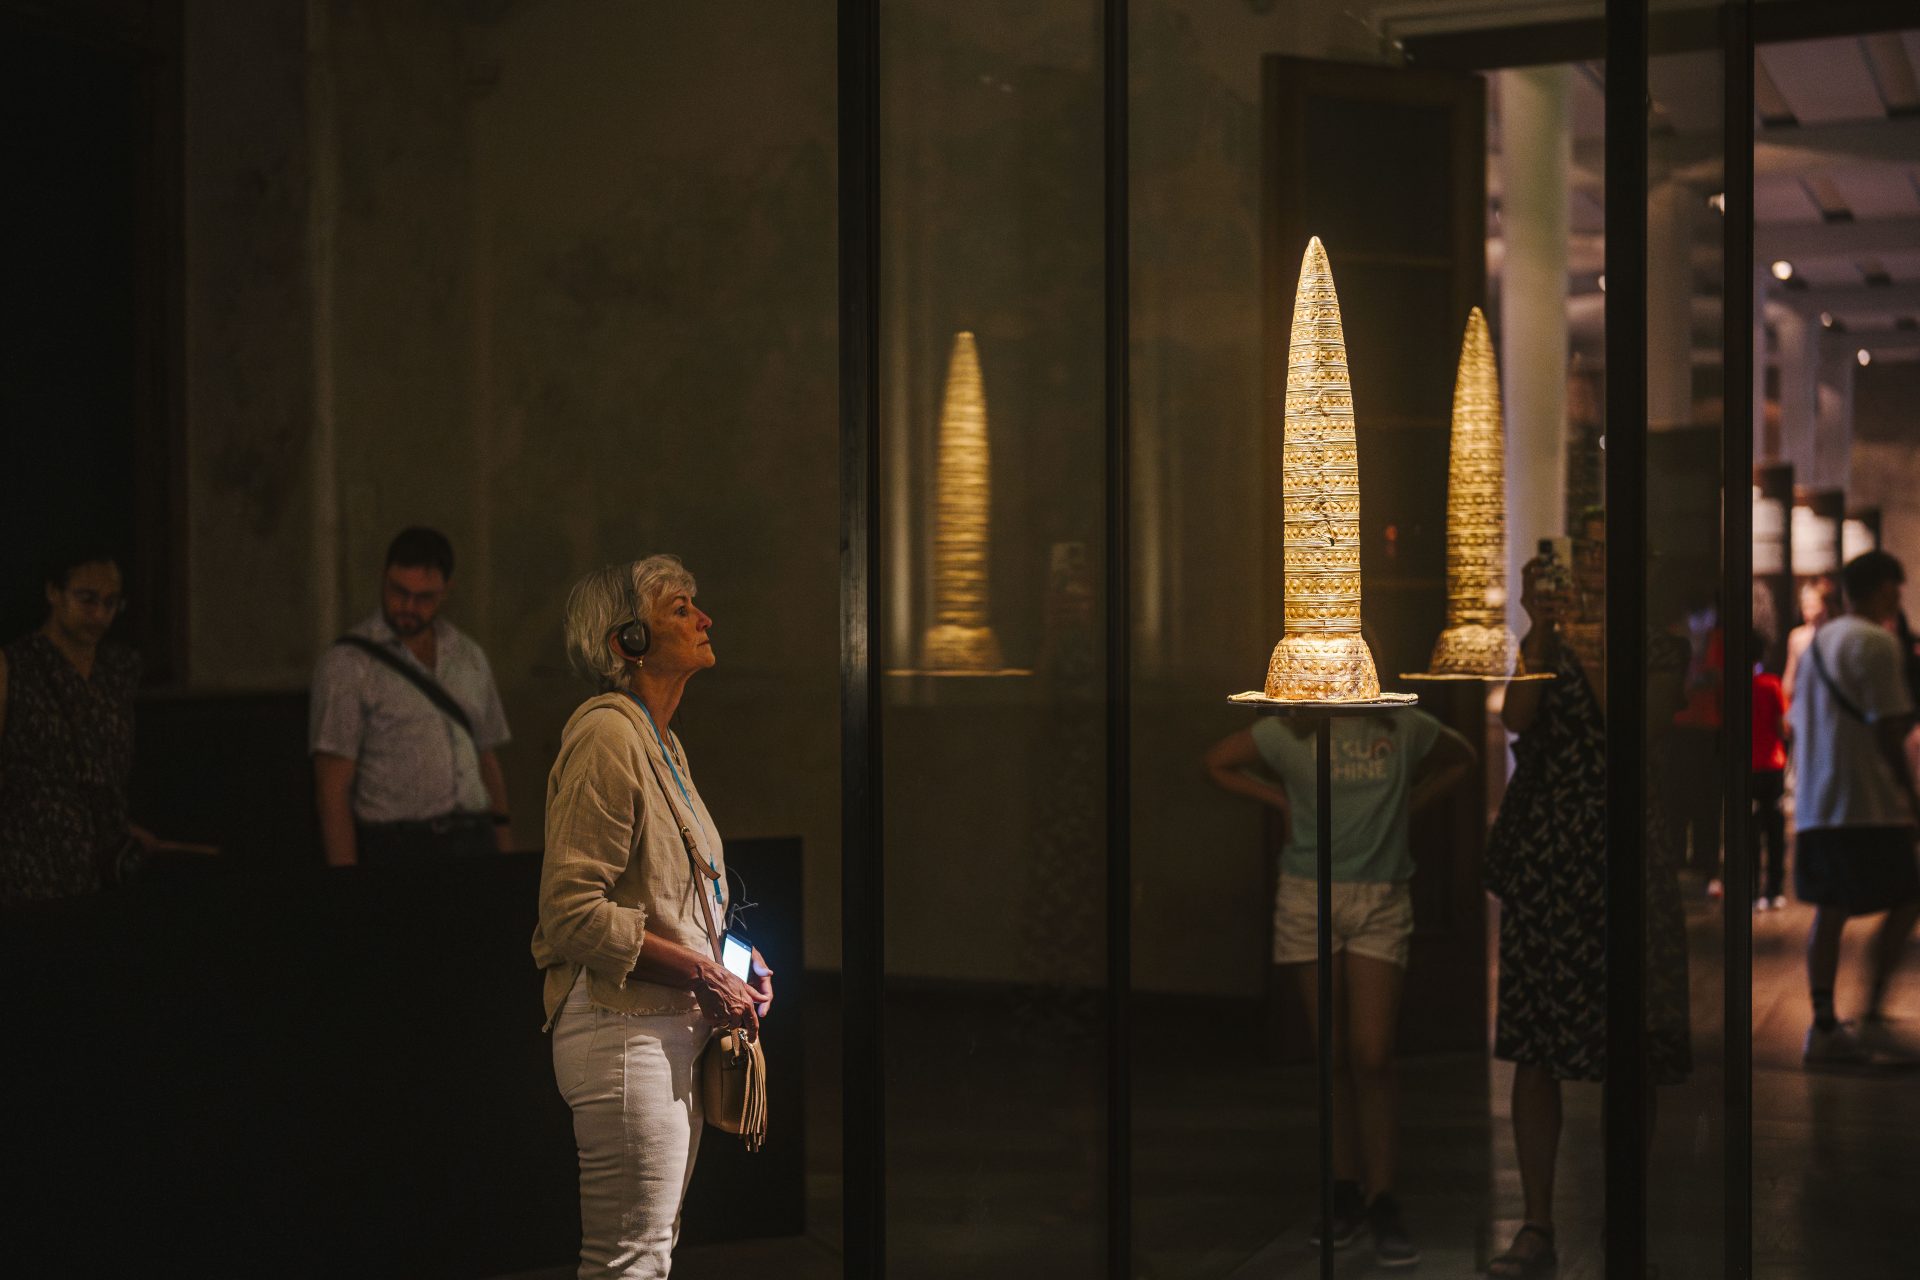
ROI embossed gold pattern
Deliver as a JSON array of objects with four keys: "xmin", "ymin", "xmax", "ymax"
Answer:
[
  {"xmin": 1425, "ymin": 307, "xmax": 1524, "ymax": 678},
  {"xmin": 922, "ymin": 331, "xmax": 1006, "ymax": 671},
  {"xmin": 1263, "ymin": 237, "xmax": 1381, "ymax": 701}
]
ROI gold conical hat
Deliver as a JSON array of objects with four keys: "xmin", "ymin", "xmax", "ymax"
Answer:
[
  {"xmin": 1264, "ymin": 238, "xmax": 1380, "ymax": 700},
  {"xmin": 922, "ymin": 330, "xmax": 1005, "ymax": 670},
  {"xmin": 1427, "ymin": 307, "xmax": 1522, "ymax": 676}
]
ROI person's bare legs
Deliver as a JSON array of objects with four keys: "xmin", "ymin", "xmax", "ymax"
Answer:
[
  {"xmin": 1868, "ymin": 897, "xmax": 1920, "ymax": 1018},
  {"xmin": 1490, "ymin": 1062, "xmax": 1562, "ymax": 1275},
  {"xmin": 1342, "ymin": 952, "xmax": 1405, "ymax": 1197},
  {"xmin": 1807, "ymin": 906, "xmax": 1850, "ymax": 1023},
  {"xmin": 1290, "ymin": 955, "xmax": 1360, "ymax": 1184},
  {"xmin": 1512, "ymin": 1062, "xmax": 1561, "ymax": 1230}
]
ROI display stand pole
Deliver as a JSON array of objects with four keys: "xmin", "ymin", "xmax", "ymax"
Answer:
[
  {"xmin": 1313, "ymin": 711, "xmax": 1334, "ymax": 1280},
  {"xmin": 1231, "ymin": 692, "xmax": 1415, "ymax": 1279}
]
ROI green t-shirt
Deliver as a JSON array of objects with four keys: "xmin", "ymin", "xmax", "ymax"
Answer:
[{"xmin": 1249, "ymin": 709, "xmax": 1445, "ymax": 884}]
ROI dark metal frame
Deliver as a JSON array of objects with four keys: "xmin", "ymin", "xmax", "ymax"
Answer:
[
  {"xmin": 1603, "ymin": 2, "xmax": 1650, "ymax": 1278},
  {"xmin": 1102, "ymin": 1, "xmax": 1133, "ymax": 1277},
  {"xmin": 1403, "ymin": 0, "xmax": 1915, "ymax": 69},
  {"xmin": 837, "ymin": 0, "xmax": 884, "ymax": 1275},
  {"xmin": 1315, "ymin": 715, "xmax": 1335, "ymax": 1280},
  {"xmin": 1722, "ymin": 4, "xmax": 1757, "ymax": 1277}
]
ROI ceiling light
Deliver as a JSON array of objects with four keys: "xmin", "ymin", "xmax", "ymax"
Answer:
[
  {"xmin": 1857, "ymin": 349, "xmax": 1872, "ymax": 367},
  {"xmin": 1820, "ymin": 311, "xmax": 1834, "ymax": 328},
  {"xmin": 1708, "ymin": 192, "xmax": 1726, "ymax": 213},
  {"xmin": 1597, "ymin": 274, "xmax": 1607, "ymax": 292},
  {"xmin": 1772, "ymin": 260, "xmax": 1795, "ymax": 282}
]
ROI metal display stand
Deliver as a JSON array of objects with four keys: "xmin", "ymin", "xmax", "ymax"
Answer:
[{"xmin": 1229, "ymin": 692, "xmax": 1418, "ymax": 1280}]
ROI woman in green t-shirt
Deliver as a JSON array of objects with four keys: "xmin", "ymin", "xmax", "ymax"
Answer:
[{"xmin": 1205, "ymin": 708, "xmax": 1472, "ymax": 1267}]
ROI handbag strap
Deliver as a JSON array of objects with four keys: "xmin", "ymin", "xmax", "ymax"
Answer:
[
  {"xmin": 639, "ymin": 746, "xmax": 726, "ymax": 965},
  {"xmin": 334, "ymin": 635, "xmax": 477, "ymax": 742},
  {"xmin": 1808, "ymin": 630, "xmax": 1870, "ymax": 725}
]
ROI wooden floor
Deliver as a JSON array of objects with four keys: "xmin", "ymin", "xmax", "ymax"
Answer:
[{"xmin": 501, "ymin": 892, "xmax": 1920, "ymax": 1279}]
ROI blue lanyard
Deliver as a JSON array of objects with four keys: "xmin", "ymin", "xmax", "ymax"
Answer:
[{"xmin": 627, "ymin": 693, "xmax": 723, "ymax": 913}]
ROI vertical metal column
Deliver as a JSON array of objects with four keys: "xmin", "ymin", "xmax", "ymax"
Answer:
[
  {"xmin": 1315, "ymin": 713, "xmax": 1335, "ymax": 1280},
  {"xmin": 1603, "ymin": 0, "xmax": 1650, "ymax": 1275},
  {"xmin": 1722, "ymin": 3, "xmax": 1756, "ymax": 1276},
  {"xmin": 838, "ymin": 0, "xmax": 884, "ymax": 1275},
  {"xmin": 1102, "ymin": 1, "xmax": 1133, "ymax": 1276}
]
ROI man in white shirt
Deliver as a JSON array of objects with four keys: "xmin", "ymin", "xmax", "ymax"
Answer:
[
  {"xmin": 1789, "ymin": 550, "xmax": 1920, "ymax": 1064},
  {"xmin": 309, "ymin": 527, "xmax": 514, "ymax": 867}
]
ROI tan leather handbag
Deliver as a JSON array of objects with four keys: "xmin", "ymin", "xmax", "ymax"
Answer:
[
  {"xmin": 644, "ymin": 750, "xmax": 768, "ymax": 1152},
  {"xmin": 684, "ymin": 844, "xmax": 767, "ymax": 1152}
]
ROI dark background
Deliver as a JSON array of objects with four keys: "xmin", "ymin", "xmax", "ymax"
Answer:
[{"xmin": 0, "ymin": 842, "xmax": 806, "ymax": 1279}]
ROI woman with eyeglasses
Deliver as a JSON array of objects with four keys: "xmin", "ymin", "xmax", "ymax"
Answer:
[{"xmin": 0, "ymin": 543, "xmax": 157, "ymax": 905}]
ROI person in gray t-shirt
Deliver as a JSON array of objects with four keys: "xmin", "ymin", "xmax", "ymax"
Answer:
[
  {"xmin": 309, "ymin": 528, "xmax": 513, "ymax": 867},
  {"xmin": 1790, "ymin": 550, "xmax": 1920, "ymax": 1065}
]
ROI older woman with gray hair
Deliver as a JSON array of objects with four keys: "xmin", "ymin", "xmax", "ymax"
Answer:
[{"xmin": 534, "ymin": 554, "xmax": 771, "ymax": 1279}]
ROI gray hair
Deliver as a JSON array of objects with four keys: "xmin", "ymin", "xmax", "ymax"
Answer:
[{"xmin": 562, "ymin": 554, "xmax": 699, "ymax": 690}]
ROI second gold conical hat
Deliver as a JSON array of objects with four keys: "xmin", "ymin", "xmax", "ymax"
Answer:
[
  {"xmin": 921, "ymin": 330, "xmax": 1005, "ymax": 671},
  {"xmin": 1263, "ymin": 237, "xmax": 1381, "ymax": 701},
  {"xmin": 1425, "ymin": 307, "xmax": 1523, "ymax": 677}
]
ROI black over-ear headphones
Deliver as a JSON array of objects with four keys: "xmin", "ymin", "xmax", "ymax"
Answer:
[{"xmin": 608, "ymin": 617, "xmax": 651, "ymax": 662}]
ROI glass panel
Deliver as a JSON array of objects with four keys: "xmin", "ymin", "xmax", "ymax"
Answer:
[
  {"xmin": 1752, "ymin": 16, "xmax": 1920, "ymax": 1280},
  {"xmin": 1484, "ymin": 50, "xmax": 1611, "ymax": 1280},
  {"xmin": 1129, "ymin": 4, "xmax": 1603, "ymax": 1276},
  {"xmin": 1645, "ymin": 9, "xmax": 1729, "ymax": 1277},
  {"xmin": 878, "ymin": 3, "xmax": 1108, "ymax": 1273}
]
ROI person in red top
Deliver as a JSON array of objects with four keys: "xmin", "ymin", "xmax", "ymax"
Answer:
[
  {"xmin": 1752, "ymin": 628, "xmax": 1789, "ymax": 910},
  {"xmin": 1671, "ymin": 615, "xmax": 1726, "ymax": 895}
]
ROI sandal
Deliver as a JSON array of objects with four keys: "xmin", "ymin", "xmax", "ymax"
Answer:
[{"xmin": 1488, "ymin": 1223, "xmax": 1557, "ymax": 1278}]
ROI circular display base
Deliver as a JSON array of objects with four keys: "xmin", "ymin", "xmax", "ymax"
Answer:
[
  {"xmin": 1228, "ymin": 690, "xmax": 1418, "ymax": 715},
  {"xmin": 1400, "ymin": 671, "xmax": 1555, "ymax": 683}
]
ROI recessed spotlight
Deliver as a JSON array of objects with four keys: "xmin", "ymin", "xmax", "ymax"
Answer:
[
  {"xmin": 1708, "ymin": 192, "xmax": 1726, "ymax": 213},
  {"xmin": 1771, "ymin": 260, "xmax": 1795, "ymax": 282},
  {"xmin": 1820, "ymin": 311, "xmax": 1835, "ymax": 328},
  {"xmin": 1597, "ymin": 274, "xmax": 1607, "ymax": 292},
  {"xmin": 1857, "ymin": 348, "xmax": 1872, "ymax": 367}
]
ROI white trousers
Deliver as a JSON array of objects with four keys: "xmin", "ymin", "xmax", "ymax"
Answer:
[{"xmin": 552, "ymin": 977, "xmax": 711, "ymax": 1279}]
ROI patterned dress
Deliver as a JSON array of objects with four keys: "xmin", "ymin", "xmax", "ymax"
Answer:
[
  {"xmin": 0, "ymin": 632, "xmax": 141, "ymax": 905},
  {"xmin": 1486, "ymin": 642, "xmax": 1692, "ymax": 1084}
]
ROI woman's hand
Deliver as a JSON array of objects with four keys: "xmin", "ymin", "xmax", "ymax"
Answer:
[
  {"xmin": 1518, "ymin": 556, "xmax": 1569, "ymax": 634},
  {"xmin": 692, "ymin": 960, "xmax": 763, "ymax": 1041},
  {"xmin": 748, "ymin": 948, "xmax": 774, "ymax": 1019}
]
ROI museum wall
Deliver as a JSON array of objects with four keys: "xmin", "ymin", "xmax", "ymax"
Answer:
[
  {"xmin": 177, "ymin": 0, "xmax": 1402, "ymax": 994},
  {"xmin": 183, "ymin": 0, "xmax": 317, "ymax": 685},
  {"xmin": 181, "ymin": 0, "xmax": 844, "ymax": 966}
]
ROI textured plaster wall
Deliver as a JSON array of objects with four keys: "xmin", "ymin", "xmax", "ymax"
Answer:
[
  {"xmin": 323, "ymin": 0, "xmax": 841, "ymax": 965},
  {"xmin": 183, "ymin": 0, "xmax": 316, "ymax": 685}
]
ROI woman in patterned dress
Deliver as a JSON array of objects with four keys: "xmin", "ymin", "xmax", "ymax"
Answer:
[
  {"xmin": 0, "ymin": 547, "xmax": 153, "ymax": 905},
  {"xmin": 1483, "ymin": 517, "xmax": 1691, "ymax": 1278}
]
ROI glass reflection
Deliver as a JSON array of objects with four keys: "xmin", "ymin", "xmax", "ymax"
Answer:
[{"xmin": 879, "ymin": 1, "xmax": 1107, "ymax": 1273}]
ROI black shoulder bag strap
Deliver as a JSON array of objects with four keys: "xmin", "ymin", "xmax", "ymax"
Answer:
[
  {"xmin": 1808, "ymin": 631, "xmax": 1869, "ymax": 725},
  {"xmin": 333, "ymin": 635, "xmax": 477, "ymax": 743}
]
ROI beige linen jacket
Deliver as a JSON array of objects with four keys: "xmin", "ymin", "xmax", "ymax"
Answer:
[{"xmin": 532, "ymin": 692, "xmax": 727, "ymax": 1029}]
